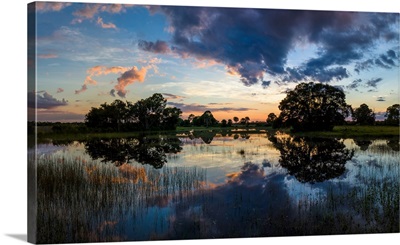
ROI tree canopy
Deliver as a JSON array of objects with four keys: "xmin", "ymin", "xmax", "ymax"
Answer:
[
  {"xmin": 352, "ymin": 103, "xmax": 375, "ymax": 125},
  {"xmin": 385, "ymin": 104, "xmax": 399, "ymax": 126},
  {"xmin": 278, "ymin": 82, "xmax": 350, "ymax": 131},
  {"xmin": 85, "ymin": 93, "xmax": 182, "ymax": 132}
]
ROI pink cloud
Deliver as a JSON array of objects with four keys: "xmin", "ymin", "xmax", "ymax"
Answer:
[
  {"xmin": 72, "ymin": 3, "xmax": 133, "ymax": 24},
  {"xmin": 97, "ymin": 17, "xmax": 117, "ymax": 29},
  {"xmin": 73, "ymin": 4, "xmax": 100, "ymax": 20},
  {"xmin": 75, "ymin": 84, "xmax": 87, "ymax": 94},
  {"xmin": 38, "ymin": 54, "xmax": 58, "ymax": 59},
  {"xmin": 114, "ymin": 66, "xmax": 147, "ymax": 97},
  {"xmin": 84, "ymin": 76, "xmax": 98, "ymax": 85},
  {"xmin": 87, "ymin": 65, "xmax": 129, "ymax": 76},
  {"xmin": 36, "ymin": 2, "xmax": 71, "ymax": 12},
  {"xmin": 76, "ymin": 65, "xmax": 130, "ymax": 95}
]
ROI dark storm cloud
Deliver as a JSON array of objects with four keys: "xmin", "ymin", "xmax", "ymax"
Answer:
[
  {"xmin": 28, "ymin": 91, "xmax": 68, "ymax": 109},
  {"xmin": 355, "ymin": 48, "xmax": 399, "ymax": 73},
  {"xmin": 142, "ymin": 6, "xmax": 398, "ymax": 86},
  {"xmin": 375, "ymin": 49, "xmax": 399, "ymax": 69},
  {"xmin": 366, "ymin": 78, "xmax": 383, "ymax": 88},
  {"xmin": 168, "ymin": 102, "xmax": 255, "ymax": 113},
  {"xmin": 354, "ymin": 59, "xmax": 374, "ymax": 74}
]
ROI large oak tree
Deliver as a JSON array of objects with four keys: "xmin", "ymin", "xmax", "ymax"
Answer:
[{"xmin": 278, "ymin": 82, "xmax": 350, "ymax": 131}]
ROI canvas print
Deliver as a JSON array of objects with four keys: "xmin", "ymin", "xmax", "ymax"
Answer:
[{"xmin": 27, "ymin": 1, "xmax": 399, "ymax": 244}]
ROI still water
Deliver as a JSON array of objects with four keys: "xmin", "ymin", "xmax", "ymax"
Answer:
[{"xmin": 30, "ymin": 130, "xmax": 400, "ymax": 243}]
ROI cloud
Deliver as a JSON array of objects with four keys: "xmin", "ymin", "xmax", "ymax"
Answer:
[
  {"xmin": 72, "ymin": 3, "xmax": 133, "ymax": 24},
  {"xmin": 97, "ymin": 17, "xmax": 117, "ymax": 29},
  {"xmin": 36, "ymin": 110, "xmax": 85, "ymax": 122},
  {"xmin": 346, "ymin": 79, "xmax": 363, "ymax": 90},
  {"xmin": 366, "ymin": 78, "xmax": 383, "ymax": 88},
  {"xmin": 76, "ymin": 65, "xmax": 130, "ymax": 94},
  {"xmin": 168, "ymin": 102, "xmax": 255, "ymax": 113},
  {"xmin": 75, "ymin": 84, "xmax": 87, "ymax": 94},
  {"xmin": 109, "ymin": 89, "xmax": 116, "ymax": 97},
  {"xmin": 138, "ymin": 40, "xmax": 171, "ymax": 54},
  {"xmin": 261, "ymin": 81, "xmax": 271, "ymax": 89},
  {"xmin": 142, "ymin": 7, "xmax": 398, "ymax": 86},
  {"xmin": 28, "ymin": 91, "xmax": 68, "ymax": 109},
  {"xmin": 35, "ymin": 2, "xmax": 71, "ymax": 12},
  {"xmin": 162, "ymin": 93, "xmax": 185, "ymax": 100},
  {"xmin": 56, "ymin": 88, "xmax": 64, "ymax": 93},
  {"xmin": 355, "ymin": 48, "xmax": 399, "ymax": 73},
  {"xmin": 114, "ymin": 66, "xmax": 147, "ymax": 97},
  {"xmin": 374, "ymin": 49, "xmax": 399, "ymax": 69},
  {"xmin": 38, "ymin": 54, "xmax": 58, "ymax": 59},
  {"xmin": 376, "ymin": 96, "xmax": 386, "ymax": 102}
]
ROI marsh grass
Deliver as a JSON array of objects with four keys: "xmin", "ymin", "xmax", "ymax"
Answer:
[{"xmin": 34, "ymin": 155, "xmax": 206, "ymax": 243}]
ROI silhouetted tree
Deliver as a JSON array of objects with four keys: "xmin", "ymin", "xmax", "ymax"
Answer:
[
  {"xmin": 245, "ymin": 116, "xmax": 250, "ymax": 126},
  {"xmin": 385, "ymin": 104, "xmax": 399, "ymax": 126},
  {"xmin": 221, "ymin": 119, "xmax": 227, "ymax": 127},
  {"xmin": 227, "ymin": 119, "xmax": 233, "ymax": 127},
  {"xmin": 266, "ymin": 113, "xmax": 277, "ymax": 126},
  {"xmin": 278, "ymin": 82, "xmax": 350, "ymax": 131},
  {"xmin": 85, "ymin": 94, "xmax": 181, "ymax": 131},
  {"xmin": 352, "ymin": 103, "xmax": 375, "ymax": 125},
  {"xmin": 199, "ymin": 111, "xmax": 218, "ymax": 127},
  {"xmin": 233, "ymin": 116, "xmax": 239, "ymax": 124}
]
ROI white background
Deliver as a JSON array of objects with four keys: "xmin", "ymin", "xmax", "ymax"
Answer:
[{"xmin": 0, "ymin": 0, "xmax": 398, "ymax": 244}]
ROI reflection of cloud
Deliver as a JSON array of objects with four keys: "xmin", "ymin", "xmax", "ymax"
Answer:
[{"xmin": 28, "ymin": 91, "xmax": 68, "ymax": 109}]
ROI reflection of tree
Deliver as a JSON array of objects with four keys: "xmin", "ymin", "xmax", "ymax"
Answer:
[
  {"xmin": 354, "ymin": 139, "xmax": 373, "ymax": 151},
  {"xmin": 85, "ymin": 134, "xmax": 182, "ymax": 168},
  {"xmin": 189, "ymin": 130, "xmax": 217, "ymax": 144},
  {"xmin": 387, "ymin": 139, "xmax": 399, "ymax": 151},
  {"xmin": 269, "ymin": 134, "xmax": 354, "ymax": 183}
]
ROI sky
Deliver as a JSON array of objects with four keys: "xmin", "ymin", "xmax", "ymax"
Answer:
[{"xmin": 28, "ymin": 1, "xmax": 399, "ymax": 122}]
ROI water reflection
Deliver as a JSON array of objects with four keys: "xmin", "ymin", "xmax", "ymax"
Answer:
[
  {"xmin": 387, "ymin": 139, "xmax": 399, "ymax": 151},
  {"xmin": 188, "ymin": 130, "xmax": 216, "ymax": 144},
  {"xmin": 354, "ymin": 139, "xmax": 373, "ymax": 151},
  {"xmin": 269, "ymin": 134, "xmax": 354, "ymax": 183},
  {"xmin": 85, "ymin": 134, "xmax": 182, "ymax": 168}
]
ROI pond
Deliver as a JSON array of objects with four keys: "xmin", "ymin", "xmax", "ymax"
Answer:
[{"xmin": 29, "ymin": 130, "xmax": 400, "ymax": 243}]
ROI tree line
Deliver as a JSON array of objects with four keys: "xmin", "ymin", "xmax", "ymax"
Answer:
[
  {"xmin": 264, "ymin": 82, "xmax": 399, "ymax": 131},
  {"xmin": 85, "ymin": 93, "xmax": 181, "ymax": 132},
  {"xmin": 56, "ymin": 83, "xmax": 399, "ymax": 133}
]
